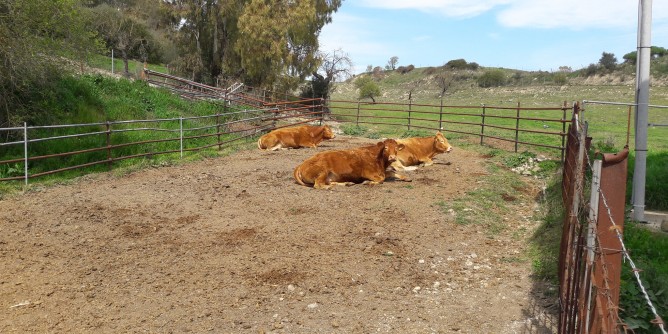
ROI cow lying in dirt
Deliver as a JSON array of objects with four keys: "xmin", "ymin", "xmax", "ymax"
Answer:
[
  {"xmin": 258, "ymin": 125, "xmax": 335, "ymax": 150},
  {"xmin": 390, "ymin": 131, "xmax": 453, "ymax": 171},
  {"xmin": 293, "ymin": 139, "xmax": 410, "ymax": 189}
]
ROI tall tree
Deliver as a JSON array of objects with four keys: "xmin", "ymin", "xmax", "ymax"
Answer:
[{"xmin": 235, "ymin": 0, "xmax": 341, "ymax": 90}]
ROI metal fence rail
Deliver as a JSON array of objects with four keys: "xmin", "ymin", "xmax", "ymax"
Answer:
[
  {"xmin": 0, "ymin": 106, "xmax": 325, "ymax": 184},
  {"xmin": 328, "ymin": 99, "xmax": 570, "ymax": 158}
]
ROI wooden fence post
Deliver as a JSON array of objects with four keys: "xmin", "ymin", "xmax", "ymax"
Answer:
[
  {"xmin": 514, "ymin": 102, "xmax": 521, "ymax": 153},
  {"xmin": 480, "ymin": 104, "xmax": 486, "ymax": 145}
]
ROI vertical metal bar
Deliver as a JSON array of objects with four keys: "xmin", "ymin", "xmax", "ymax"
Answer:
[
  {"xmin": 584, "ymin": 159, "xmax": 602, "ymax": 334},
  {"xmin": 319, "ymin": 98, "xmax": 324, "ymax": 126},
  {"xmin": 594, "ymin": 148, "xmax": 629, "ymax": 331},
  {"xmin": 23, "ymin": 122, "xmax": 28, "ymax": 185},
  {"xmin": 106, "ymin": 121, "xmax": 112, "ymax": 170},
  {"xmin": 561, "ymin": 102, "xmax": 568, "ymax": 162},
  {"xmin": 480, "ymin": 104, "xmax": 486, "ymax": 145},
  {"xmin": 408, "ymin": 99, "xmax": 412, "ymax": 131},
  {"xmin": 111, "ymin": 49, "xmax": 114, "ymax": 74},
  {"xmin": 356, "ymin": 101, "xmax": 360, "ymax": 126},
  {"xmin": 179, "ymin": 117, "xmax": 184, "ymax": 158},
  {"xmin": 216, "ymin": 113, "xmax": 222, "ymax": 151},
  {"xmin": 514, "ymin": 102, "xmax": 520, "ymax": 153},
  {"xmin": 438, "ymin": 97, "xmax": 444, "ymax": 130}
]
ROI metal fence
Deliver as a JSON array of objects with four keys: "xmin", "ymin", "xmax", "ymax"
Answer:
[
  {"xmin": 557, "ymin": 103, "xmax": 666, "ymax": 334},
  {"xmin": 328, "ymin": 99, "xmax": 571, "ymax": 159},
  {"xmin": 0, "ymin": 106, "xmax": 325, "ymax": 184}
]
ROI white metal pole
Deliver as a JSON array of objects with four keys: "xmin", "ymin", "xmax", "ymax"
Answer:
[
  {"xmin": 585, "ymin": 159, "xmax": 602, "ymax": 334},
  {"xmin": 23, "ymin": 122, "xmax": 28, "ymax": 185},
  {"xmin": 632, "ymin": 0, "xmax": 652, "ymax": 221}
]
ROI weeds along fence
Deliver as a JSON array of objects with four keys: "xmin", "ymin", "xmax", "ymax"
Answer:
[
  {"xmin": 328, "ymin": 100, "xmax": 571, "ymax": 159},
  {"xmin": 558, "ymin": 103, "xmax": 666, "ymax": 334},
  {"xmin": 0, "ymin": 105, "xmax": 326, "ymax": 184}
]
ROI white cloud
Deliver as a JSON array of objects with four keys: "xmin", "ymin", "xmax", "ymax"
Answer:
[
  {"xmin": 358, "ymin": 0, "xmax": 511, "ymax": 18},
  {"xmin": 359, "ymin": 0, "xmax": 668, "ymax": 30}
]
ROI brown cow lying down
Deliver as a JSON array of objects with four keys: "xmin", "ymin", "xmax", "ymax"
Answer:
[
  {"xmin": 293, "ymin": 139, "xmax": 411, "ymax": 189},
  {"xmin": 390, "ymin": 131, "xmax": 453, "ymax": 171},
  {"xmin": 258, "ymin": 125, "xmax": 335, "ymax": 150}
]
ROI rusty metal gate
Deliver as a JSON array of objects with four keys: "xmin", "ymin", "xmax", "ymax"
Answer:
[{"xmin": 558, "ymin": 102, "xmax": 629, "ymax": 333}]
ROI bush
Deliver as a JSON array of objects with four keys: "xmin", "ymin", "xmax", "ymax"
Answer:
[
  {"xmin": 553, "ymin": 73, "xmax": 568, "ymax": 85},
  {"xmin": 477, "ymin": 70, "xmax": 506, "ymax": 88}
]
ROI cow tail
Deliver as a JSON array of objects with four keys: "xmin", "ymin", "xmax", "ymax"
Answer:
[
  {"xmin": 257, "ymin": 137, "xmax": 264, "ymax": 150},
  {"xmin": 293, "ymin": 166, "xmax": 306, "ymax": 186}
]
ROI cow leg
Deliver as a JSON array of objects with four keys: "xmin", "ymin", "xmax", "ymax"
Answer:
[
  {"xmin": 385, "ymin": 170, "xmax": 412, "ymax": 182},
  {"xmin": 391, "ymin": 160, "xmax": 418, "ymax": 171},
  {"xmin": 269, "ymin": 144, "xmax": 283, "ymax": 151},
  {"xmin": 330, "ymin": 182, "xmax": 355, "ymax": 187},
  {"xmin": 421, "ymin": 159, "xmax": 434, "ymax": 167},
  {"xmin": 313, "ymin": 173, "xmax": 334, "ymax": 190}
]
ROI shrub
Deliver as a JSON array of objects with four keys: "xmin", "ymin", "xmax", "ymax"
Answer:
[{"xmin": 477, "ymin": 70, "xmax": 506, "ymax": 88}]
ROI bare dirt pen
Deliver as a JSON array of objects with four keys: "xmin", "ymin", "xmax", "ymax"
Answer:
[{"xmin": 1, "ymin": 135, "xmax": 556, "ymax": 333}]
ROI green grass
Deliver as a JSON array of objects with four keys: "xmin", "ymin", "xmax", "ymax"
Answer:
[
  {"xmin": 86, "ymin": 53, "xmax": 169, "ymax": 77},
  {"xmin": 619, "ymin": 222, "xmax": 668, "ymax": 332},
  {"xmin": 0, "ymin": 74, "xmax": 257, "ymax": 189}
]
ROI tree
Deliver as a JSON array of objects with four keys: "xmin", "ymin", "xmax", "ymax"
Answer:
[
  {"xmin": 435, "ymin": 73, "xmax": 454, "ymax": 98},
  {"xmin": 599, "ymin": 52, "xmax": 617, "ymax": 70},
  {"xmin": 387, "ymin": 56, "xmax": 398, "ymax": 70},
  {"xmin": 235, "ymin": 0, "xmax": 341, "ymax": 90},
  {"xmin": 623, "ymin": 51, "xmax": 637, "ymax": 65},
  {"xmin": 366, "ymin": 65, "xmax": 373, "ymax": 73},
  {"xmin": 355, "ymin": 76, "xmax": 380, "ymax": 103},
  {"xmin": 302, "ymin": 49, "xmax": 353, "ymax": 101},
  {"xmin": 0, "ymin": 0, "xmax": 101, "ymax": 128},
  {"xmin": 92, "ymin": 4, "xmax": 156, "ymax": 76}
]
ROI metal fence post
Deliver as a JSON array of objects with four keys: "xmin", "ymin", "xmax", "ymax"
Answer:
[
  {"xmin": 356, "ymin": 101, "xmax": 361, "ymax": 126},
  {"xmin": 408, "ymin": 99, "xmax": 412, "ymax": 131},
  {"xmin": 216, "ymin": 113, "xmax": 222, "ymax": 151},
  {"xmin": 23, "ymin": 122, "xmax": 28, "ymax": 185},
  {"xmin": 514, "ymin": 102, "xmax": 521, "ymax": 152},
  {"xmin": 561, "ymin": 101, "xmax": 568, "ymax": 161},
  {"xmin": 106, "ymin": 121, "xmax": 112, "ymax": 170},
  {"xmin": 179, "ymin": 117, "xmax": 184, "ymax": 158},
  {"xmin": 480, "ymin": 104, "xmax": 486, "ymax": 145},
  {"xmin": 438, "ymin": 97, "xmax": 444, "ymax": 130}
]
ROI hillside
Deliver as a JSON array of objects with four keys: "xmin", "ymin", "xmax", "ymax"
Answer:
[{"xmin": 330, "ymin": 65, "xmax": 668, "ymax": 108}]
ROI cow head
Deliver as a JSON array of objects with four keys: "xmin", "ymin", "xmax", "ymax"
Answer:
[
  {"xmin": 434, "ymin": 132, "xmax": 453, "ymax": 153},
  {"xmin": 378, "ymin": 139, "xmax": 404, "ymax": 163},
  {"xmin": 323, "ymin": 125, "xmax": 336, "ymax": 139}
]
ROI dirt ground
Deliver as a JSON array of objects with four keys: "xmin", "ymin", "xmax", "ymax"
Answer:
[{"xmin": 0, "ymin": 134, "xmax": 558, "ymax": 333}]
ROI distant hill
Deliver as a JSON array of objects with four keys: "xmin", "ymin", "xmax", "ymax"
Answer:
[{"xmin": 330, "ymin": 62, "xmax": 668, "ymax": 107}]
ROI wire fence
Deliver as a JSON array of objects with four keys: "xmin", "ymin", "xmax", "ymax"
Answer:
[{"xmin": 558, "ymin": 102, "xmax": 666, "ymax": 334}]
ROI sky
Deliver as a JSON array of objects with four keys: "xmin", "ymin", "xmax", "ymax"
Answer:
[{"xmin": 319, "ymin": 0, "xmax": 668, "ymax": 74}]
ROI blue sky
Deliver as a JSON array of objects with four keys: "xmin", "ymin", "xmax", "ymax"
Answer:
[{"xmin": 319, "ymin": 0, "xmax": 668, "ymax": 74}]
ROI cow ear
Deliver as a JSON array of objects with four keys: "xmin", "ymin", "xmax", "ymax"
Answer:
[{"xmin": 397, "ymin": 143, "xmax": 405, "ymax": 151}]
